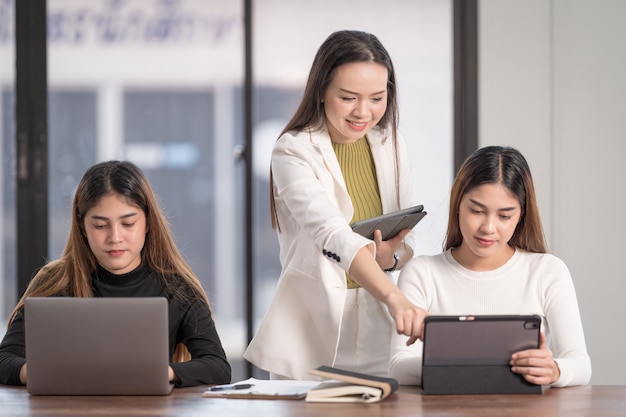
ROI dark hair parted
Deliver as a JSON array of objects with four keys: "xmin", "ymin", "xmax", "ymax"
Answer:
[
  {"xmin": 9, "ymin": 160, "xmax": 209, "ymax": 324},
  {"xmin": 444, "ymin": 146, "xmax": 548, "ymax": 253},
  {"xmin": 270, "ymin": 30, "xmax": 401, "ymax": 229},
  {"xmin": 282, "ymin": 29, "xmax": 399, "ymax": 138}
]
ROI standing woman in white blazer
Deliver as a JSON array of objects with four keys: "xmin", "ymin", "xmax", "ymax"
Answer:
[{"xmin": 244, "ymin": 30, "xmax": 428, "ymax": 380}]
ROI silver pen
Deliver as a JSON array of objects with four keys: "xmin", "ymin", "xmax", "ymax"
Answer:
[{"xmin": 208, "ymin": 383, "xmax": 255, "ymax": 392}]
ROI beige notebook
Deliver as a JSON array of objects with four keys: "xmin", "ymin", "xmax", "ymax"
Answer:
[{"xmin": 306, "ymin": 366, "xmax": 399, "ymax": 403}]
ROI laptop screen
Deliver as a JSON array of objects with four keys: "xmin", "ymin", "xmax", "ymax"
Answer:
[{"xmin": 25, "ymin": 297, "xmax": 174, "ymax": 396}]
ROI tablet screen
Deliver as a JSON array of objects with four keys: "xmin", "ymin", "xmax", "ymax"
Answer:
[{"xmin": 422, "ymin": 315, "xmax": 541, "ymax": 366}]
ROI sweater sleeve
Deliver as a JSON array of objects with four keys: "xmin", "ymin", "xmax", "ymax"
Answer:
[
  {"xmin": 541, "ymin": 256, "xmax": 592, "ymax": 387},
  {"xmin": 0, "ymin": 310, "xmax": 27, "ymax": 386},
  {"xmin": 169, "ymin": 298, "xmax": 231, "ymax": 387},
  {"xmin": 389, "ymin": 256, "xmax": 431, "ymax": 385}
]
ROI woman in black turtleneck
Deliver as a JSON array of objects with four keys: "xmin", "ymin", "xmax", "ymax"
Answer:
[{"xmin": 0, "ymin": 161, "xmax": 231, "ymax": 387}]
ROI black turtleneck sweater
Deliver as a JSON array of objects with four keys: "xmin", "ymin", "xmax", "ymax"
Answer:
[{"xmin": 0, "ymin": 263, "xmax": 231, "ymax": 387}]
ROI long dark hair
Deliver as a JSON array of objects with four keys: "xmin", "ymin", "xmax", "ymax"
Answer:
[
  {"xmin": 9, "ymin": 161, "xmax": 206, "ymax": 361},
  {"xmin": 14, "ymin": 160, "xmax": 208, "ymax": 302},
  {"xmin": 270, "ymin": 30, "xmax": 401, "ymax": 229},
  {"xmin": 282, "ymin": 30, "xmax": 399, "ymax": 138},
  {"xmin": 445, "ymin": 146, "xmax": 548, "ymax": 253}
]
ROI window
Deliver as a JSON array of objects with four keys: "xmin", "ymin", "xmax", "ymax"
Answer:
[{"xmin": 2, "ymin": 0, "xmax": 452, "ymax": 382}]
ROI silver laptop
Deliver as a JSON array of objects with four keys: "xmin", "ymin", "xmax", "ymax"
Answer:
[{"xmin": 25, "ymin": 297, "xmax": 174, "ymax": 395}]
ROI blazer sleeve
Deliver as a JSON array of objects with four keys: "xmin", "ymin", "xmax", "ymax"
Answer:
[{"xmin": 271, "ymin": 131, "xmax": 372, "ymax": 274}]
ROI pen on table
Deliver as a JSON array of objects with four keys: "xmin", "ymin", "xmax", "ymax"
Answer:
[{"xmin": 208, "ymin": 383, "xmax": 255, "ymax": 391}]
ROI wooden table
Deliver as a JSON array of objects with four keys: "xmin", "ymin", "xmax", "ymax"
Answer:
[{"xmin": 1, "ymin": 384, "xmax": 624, "ymax": 416}]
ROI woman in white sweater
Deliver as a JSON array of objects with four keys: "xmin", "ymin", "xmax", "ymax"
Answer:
[{"xmin": 389, "ymin": 146, "xmax": 591, "ymax": 387}]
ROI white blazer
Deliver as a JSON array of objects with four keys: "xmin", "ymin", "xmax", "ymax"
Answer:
[{"xmin": 243, "ymin": 124, "xmax": 417, "ymax": 380}]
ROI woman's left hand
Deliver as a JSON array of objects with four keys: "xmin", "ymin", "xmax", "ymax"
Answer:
[
  {"xmin": 510, "ymin": 332, "xmax": 560, "ymax": 385},
  {"xmin": 373, "ymin": 229, "xmax": 409, "ymax": 270}
]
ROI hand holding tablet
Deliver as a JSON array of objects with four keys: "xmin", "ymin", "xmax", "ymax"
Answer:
[{"xmin": 351, "ymin": 205, "xmax": 427, "ymax": 240}]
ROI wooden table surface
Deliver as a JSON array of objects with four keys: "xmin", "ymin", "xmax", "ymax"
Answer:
[{"xmin": 1, "ymin": 384, "xmax": 624, "ymax": 417}]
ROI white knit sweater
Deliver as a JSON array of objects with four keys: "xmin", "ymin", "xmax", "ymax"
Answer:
[{"xmin": 389, "ymin": 249, "xmax": 591, "ymax": 387}]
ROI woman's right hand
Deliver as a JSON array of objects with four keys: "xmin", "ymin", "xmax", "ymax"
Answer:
[
  {"xmin": 348, "ymin": 246, "xmax": 428, "ymax": 345},
  {"xmin": 384, "ymin": 291, "xmax": 428, "ymax": 346},
  {"xmin": 19, "ymin": 364, "xmax": 27, "ymax": 385}
]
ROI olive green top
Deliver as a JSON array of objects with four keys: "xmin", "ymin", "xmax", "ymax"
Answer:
[{"xmin": 333, "ymin": 136, "xmax": 382, "ymax": 289}]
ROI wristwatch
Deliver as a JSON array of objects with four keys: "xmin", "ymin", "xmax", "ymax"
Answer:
[{"xmin": 383, "ymin": 253, "xmax": 399, "ymax": 272}]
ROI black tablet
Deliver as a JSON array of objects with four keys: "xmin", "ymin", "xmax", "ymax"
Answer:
[
  {"xmin": 350, "ymin": 205, "xmax": 427, "ymax": 240},
  {"xmin": 421, "ymin": 315, "xmax": 542, "ymax": 395},
  {"xmin": 422, "ymin": 315, "xmax": 541, "ymax": 366}
]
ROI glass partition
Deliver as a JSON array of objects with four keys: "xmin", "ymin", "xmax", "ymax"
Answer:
[
  {"xmin": 46, "ymin": 0, "xmax": 247, "ymax": 377},
  {"xmin": 0, "ymin": 0, "xmax": 15, "ymax": 320},
  {"xmin": 2, "ymin": 0, "xmax": 452, "ymax": 381}
]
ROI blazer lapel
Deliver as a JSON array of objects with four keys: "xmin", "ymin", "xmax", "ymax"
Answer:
[
  {"xmin": 308, "ymin": 126, "xmax": 353, "ymax": 220},
  {"xmin": 367, "ymin": 128, "xmax": 397, "ymax": 213}
]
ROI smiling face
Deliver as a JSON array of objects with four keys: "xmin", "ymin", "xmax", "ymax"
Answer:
[
  {"xmin": 83, "ymin": 193, "xmax": 147, "ymax": 275},
  {"xmin": 323, "ymin": 61, "xmax": 388, "ymax": 144},
  {"xmin": 453, "ymin": 183, "xmax": 522, "ymax": 271}
]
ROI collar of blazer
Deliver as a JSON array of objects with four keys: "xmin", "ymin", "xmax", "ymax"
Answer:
[
  {"xmin": 307, "ymin": 122, "xmax": 388, "ymax": 147},
  {"xmin": 306, "ymin": 123, "xmax": 398, "ymax": 216}
]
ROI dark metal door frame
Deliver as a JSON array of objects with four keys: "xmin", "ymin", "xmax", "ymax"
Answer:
[
  {"xmin": 453, "ymin": 0, "xmax": 479, "ymax": 171},
  {"xmin": 15, "ymin": 0, "xmax": 48, "ymax": 297}
]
